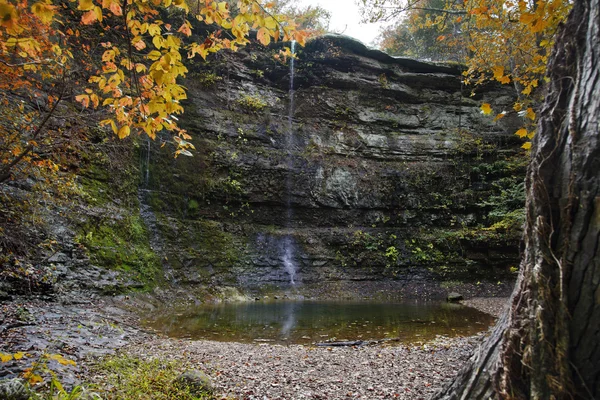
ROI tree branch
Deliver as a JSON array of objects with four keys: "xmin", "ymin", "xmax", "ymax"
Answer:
[{"xmin": 0, "ymin": 90, "xmax": 64, "ymax": 184}]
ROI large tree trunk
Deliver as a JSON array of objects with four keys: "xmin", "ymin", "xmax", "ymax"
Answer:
[{"xmin": 433, "ymin": 0, "xmax": 600, "ymax": 398}]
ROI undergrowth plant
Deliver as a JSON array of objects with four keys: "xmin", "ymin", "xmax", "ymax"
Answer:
[{"xmin": 93, "ymin": 355, "xmax": 214, "ymax": 400}]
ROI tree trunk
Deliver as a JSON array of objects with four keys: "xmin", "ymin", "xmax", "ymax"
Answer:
[{"xmin": 432, "ymin": 0, "xmax": 600, "ymax": 398}]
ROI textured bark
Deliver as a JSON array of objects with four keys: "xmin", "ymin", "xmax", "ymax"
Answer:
[{"xmin": 432, "ymin": 0, "xmax": 600, "ymax": 398}]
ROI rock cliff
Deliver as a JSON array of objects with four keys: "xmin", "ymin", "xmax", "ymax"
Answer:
[{"xmin": 138, "ymin": 35, "xmax": 526, "ymax": 298}]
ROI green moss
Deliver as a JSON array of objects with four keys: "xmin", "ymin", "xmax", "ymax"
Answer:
[
  {"xmin": 76, "ymin": 144, "xmax": 162, "ymax": 290},
  {"xmin": 154, "ymin": 216, "xmax": 245, "ymax": 284},
  {"xmin": 76, "ymin": 214, "xmax": 162, "ymax": 288}
]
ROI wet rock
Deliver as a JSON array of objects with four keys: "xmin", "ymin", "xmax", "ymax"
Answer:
[
  {"xmin": 447, "ymin": 292, "xmax": 464, "ymax": 302},
  {"xmin": 48, "ymin": 252, "xmax": 70, "ymax": 263},
  {"xmin": 173, "ymin": 370, "xmax": 213, "ymax": 395},
  {"xmin": 0, "ymin": 378, "xmax": 30, "ymax": 400},
  {"xmin": 0, "ymin": 289, "xmax": 11, "ymax": 301},
  {"xmin": 139, "ymin": 34, "xmax": 524, "ymax": 293}
]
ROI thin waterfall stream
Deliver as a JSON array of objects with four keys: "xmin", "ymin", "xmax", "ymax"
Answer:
[
  {"xmin": 283, "ymin": 40, "xmax": 298, "ymax": 286},
  {"xmin": 137, "ymin": 138, "xmax": 177, "ymax": 284}
]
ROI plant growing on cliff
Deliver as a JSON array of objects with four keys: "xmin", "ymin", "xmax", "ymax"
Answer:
[
  {"xmin": 237, "ymin": 94, "xmax": 268, "ymax": 111},
  {"xmin": 0, "ymin": 0, "xmax": 309, "ymax": 183}
]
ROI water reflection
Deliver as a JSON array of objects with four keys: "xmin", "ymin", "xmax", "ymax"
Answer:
[
  {"xmin": 143, "ymin": 300, "xmax": 494, "ymax": 344},
  {"xmin": 280, "ymin": 301, "xmax": 299, "ymax": 337}
]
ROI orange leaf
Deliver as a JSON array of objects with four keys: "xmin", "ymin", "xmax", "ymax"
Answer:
[
  {"xmin": 494, "ymin": 112, "xmax": 506, "ymax": 122},
  {"xmin": 81, "ymin": 9, "xmax": 97, "ymax": 24},
  {"xmin": 75, "ymin": 94, "xmax": 90, "ymax": 108},
  {"xmin": 256, "ymin": 27, "xmax": 270, "ymax": 46},
  {"xmin": 178, "ymin": 22, "xmax": 191, "ymax": 36},
  {"xmin": 109, "ymin": 1, "xmax": 122, "ymax": 15},
  {"xmin": 519, "ymin": 12, "xmax": 535, "ymax": 24},
  {"xmin": 525, "ymin": 107, "xmax": 536, "ymax": 120}
]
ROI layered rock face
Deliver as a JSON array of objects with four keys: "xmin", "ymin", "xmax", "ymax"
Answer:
[{"xmin": 142, "ymin": 35, "xmax": 525, "ymax": 297}]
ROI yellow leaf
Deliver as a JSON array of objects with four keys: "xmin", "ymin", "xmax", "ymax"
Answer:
[
  {"xmin": 0, "ymin": 353, "xmax": 13, "ymax": 362},
  {"xmin": 513, "ymin": 102, "xmax": 523, "ymax": 112},
  {"xmin": 13, "ymin": 352, "xmax": 26, "ymax": 360},
  {"xmin": 217, "ymin": 1, "xmax": 227, "ymax": 12},
  {"xmin": 101, "ymin": 118, "xmax": 118, "ymax": 134},
  {"xmin": 117, "ymin": 125, "xmax": 131, "ymax": 139},
  {"xmin": 78, "ymin": 0, "xmax": 94, "ymax": 11},
  {"xmin": 148, "ymin": 23, "xmax": 161, "ymax": 36},
  {"xmin": 515, "ymin": 128, "xmax": 528, "ymax": 138},
  {"xmin": 0, "ymin": 1, "xmax": 22, "ymax": 34},
  {"xmin": 521, "ymin": 142, "xmax": 532, "ymax": 150},
  {"xmin": 264, "ymin": 16, "xmax": 277, "ymax": 30},
  {"xmin": 31, "ymin": 2, "xmax": 56, "ymax": 24},
  {"xmin": 147, "ymin": 50, "xmax": 162, "ymax": 60},
  {"xmin": 480, "ymin": 103, "xmax": 492, "ymax": 115},
  {"xmin": 152, "ymin": 35, "xmax": 163, "ymax": 49}
]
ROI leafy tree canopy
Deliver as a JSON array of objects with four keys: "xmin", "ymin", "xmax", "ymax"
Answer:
[{"xmin": 266, "ymin": 0, "xmax": 330, "ymax": 36}]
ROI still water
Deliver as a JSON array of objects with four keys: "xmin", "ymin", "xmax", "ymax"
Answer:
[{"xmin": 143, "ymin": 301, "xmax": 494, "ymax": 344}]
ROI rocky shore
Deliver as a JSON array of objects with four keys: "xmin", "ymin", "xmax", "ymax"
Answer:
[
  {"xmin": 1, "ymin": 295, "xmax": 508, "ymax": 399},
  {"xmin": 114, "ymin": 297, "xmax": 509, "ymax": 399}
]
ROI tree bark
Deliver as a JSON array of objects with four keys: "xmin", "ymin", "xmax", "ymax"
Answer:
[{"xmin": 432, "ymin": 0, "xmax": 600, "ymax": 398}]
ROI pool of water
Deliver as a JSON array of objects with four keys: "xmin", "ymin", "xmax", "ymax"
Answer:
[{"xmin": 142, "ymin": 300, "xmax": 495, "ymax": 344}]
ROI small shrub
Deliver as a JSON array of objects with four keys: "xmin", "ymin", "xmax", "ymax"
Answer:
[
  {"xmin": 196, "ymin": 72, "xmax": 222, "ymax": 87},
  {"xmin": 237, "ymin": 94, "xmax": 267, "ymax": 111}
]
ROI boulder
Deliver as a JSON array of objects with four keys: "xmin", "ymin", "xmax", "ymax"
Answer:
[
  {"xmin": 447, "ymin": 292, "xmax": 464, "ymax": 302},
  {"xmin": 173, "ymin": 370, "xmax": 213, "ymax": 395}
]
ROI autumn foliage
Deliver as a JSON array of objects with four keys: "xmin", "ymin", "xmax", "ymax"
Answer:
[{"xmin": 0, "ymin": 0, "xmax": 308, "ymax": 182}]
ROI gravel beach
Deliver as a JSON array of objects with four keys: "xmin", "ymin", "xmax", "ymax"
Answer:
[{"xmin": 120, "ymin": 297, "xmax": 509, "ymax": 400}]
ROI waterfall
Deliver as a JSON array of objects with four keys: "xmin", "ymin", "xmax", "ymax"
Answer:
[
  {"xmin": 137, "ymin": 138, "xmax": 177, "ymax": 284},
  {"xmin": 283, "ymin": 41, "xmax": 298, "ymax": 286},
  {"xmin": 282, "ymin": 236, "xmax": 296, "ymax": 285},
  {"xmin": 144, "ymin": 138, "xmax": 150, "ymax": 187}
]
